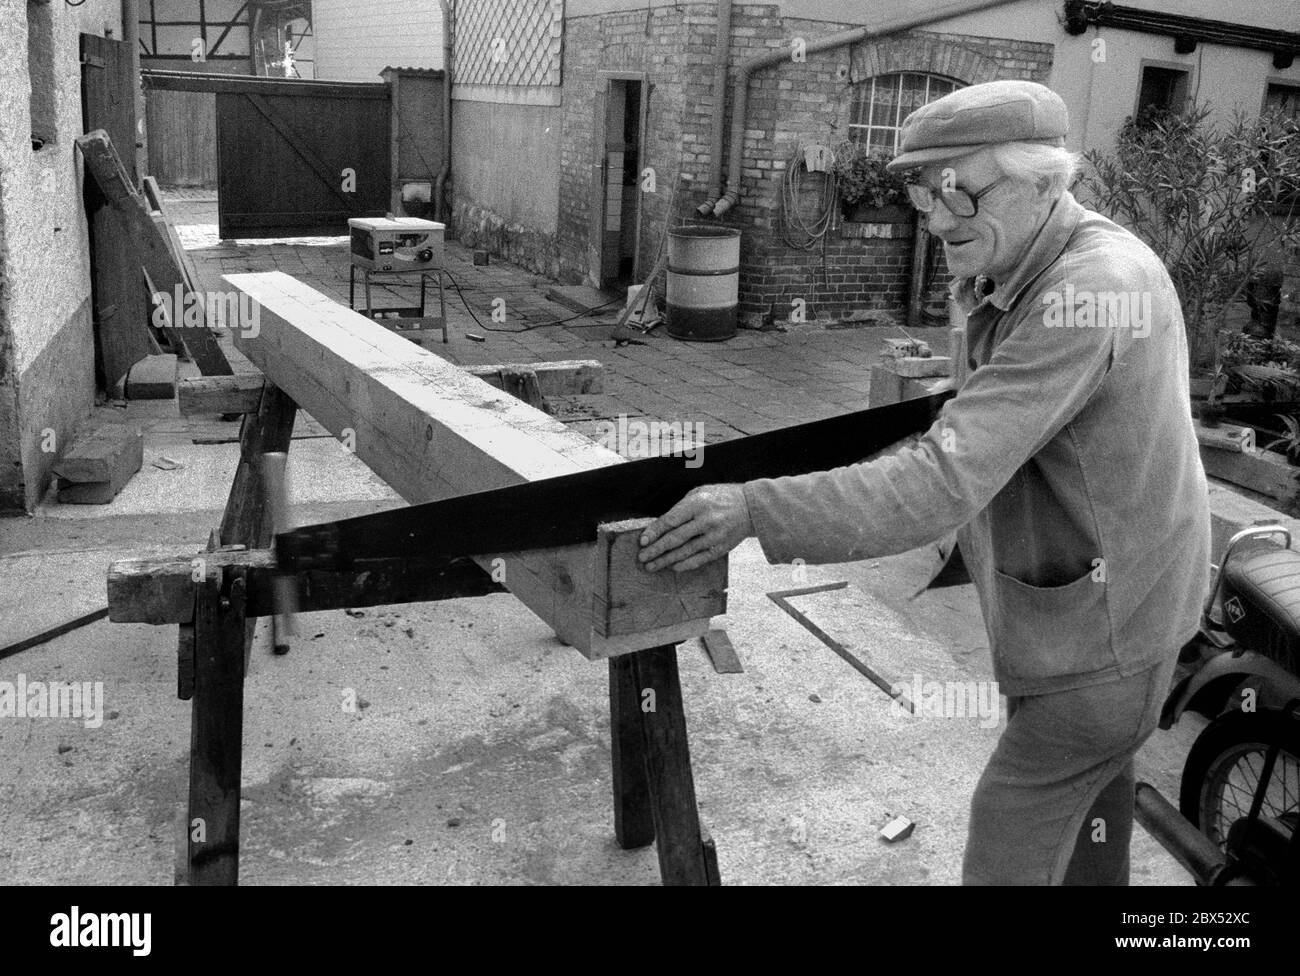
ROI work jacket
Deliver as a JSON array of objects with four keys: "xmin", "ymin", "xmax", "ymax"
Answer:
[{"xmin": 743, "ymin": 191, "xmax": 1211, "ymax": 695}]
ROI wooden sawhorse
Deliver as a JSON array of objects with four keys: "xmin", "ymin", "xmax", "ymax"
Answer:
[{"xmin": 110, "ymin": 376, "xmax": 721, "ymax": 886}]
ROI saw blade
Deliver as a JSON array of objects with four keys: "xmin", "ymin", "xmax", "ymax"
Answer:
[{"xmin": 276, "ymin": 390, "xmax": 952, "ymax": 571}]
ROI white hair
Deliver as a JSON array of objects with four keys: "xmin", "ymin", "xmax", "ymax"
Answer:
[{"xmin": 985, "ymin": 142, "xmax": 1081, "ymax": 200}]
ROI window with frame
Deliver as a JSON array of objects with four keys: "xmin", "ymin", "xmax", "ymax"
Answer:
[
  {"xmin": 849, "ymin": 73, "xmax": 962, "ymax": 152},
  {"xmin": 1134, "ymin": 65, "xmax": 1190, "ymax": 126},
  {"xmin": 1264, "ymin": 83, "xmax": 1300, "ymax": 120}
]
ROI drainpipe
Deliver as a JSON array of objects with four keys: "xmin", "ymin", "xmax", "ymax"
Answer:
[
  {"xmin": 707, "ymin": 0, "xmax": 1020, "ymax": 216},
  {"xmin": 697, "ymin": 0, "xmax": 734, "ymax": 215},
  {"xmin": 435, "ymin": 0, "xmax": 453, "ymax": 222},
  {"xmin": 121, "ymin": 0, "xmax": 143, "ymax": 181}
]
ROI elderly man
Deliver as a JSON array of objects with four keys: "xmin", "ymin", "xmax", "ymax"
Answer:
[{"xmin": 638, "ymin": 80, "xmax": 1210, "ymax": 885}]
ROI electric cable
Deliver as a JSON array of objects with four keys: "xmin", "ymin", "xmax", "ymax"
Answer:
[
  {"xmin": 779, "ymin": 142, "xmax": 838, "ymax": 251},
  {"xmin": 427, "ymin": 269, "xmax": 624, "ymax": 333}
]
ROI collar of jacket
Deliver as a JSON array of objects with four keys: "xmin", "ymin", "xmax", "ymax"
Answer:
[{"xmin": 948, "ymin": 190, "xmax": 1085, "ymax": 314}]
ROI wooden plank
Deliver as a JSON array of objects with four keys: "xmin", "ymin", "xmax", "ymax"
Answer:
[
  {"xmin": 226, "ymin": 271, "xmax": 725, "ymax": 658},
  {"xmin": 1200, "ymin": 446, "xmax": 1297, "ymax": 502},
  {"xmin": 108, "ymin": 548, "xmax": 506, "ymax": 625},
  {"xmin": 142, "ymin": 70, "xmax": 390, "ymax": 98},
  {"xmin": 701, "ymin": 629, "xmax": 744, "ymax": 674},
  {"xmin": 177, "ymin": 361, "xmax": 605, "ymax": 416},
  {"xmin": 144, "ymin": 176, "xmax": 208, "ymax": 300},
  {"xmin": 179, "ymin": 374, "xmax": 266, "ymax": 415},
  {"xmin": 77, "ymin": 130, "xmax": 233, "ymax": 377},
  {"xmin": 187, "ymin": 570, "xmax": 246, "ymax": 885}
]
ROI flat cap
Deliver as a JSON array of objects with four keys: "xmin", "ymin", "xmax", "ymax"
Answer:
[{"xmin": 886, "ymin": 80, "xmax": 1068, "ymax": 173}]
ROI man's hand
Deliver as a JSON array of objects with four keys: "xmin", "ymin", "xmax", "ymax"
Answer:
[{"xmin": 638, "ymin": 484, "xmax": 753, "ymax": 572}]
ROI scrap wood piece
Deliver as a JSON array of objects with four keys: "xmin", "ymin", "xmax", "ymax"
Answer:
[
  {"xmin": 53, "ymin": 422, "xmax": 143, "ymax": 504},
  {"xmin": 52, "ymin": 422, "xmax": 142, "ymax": 483},
  {"xmin": 880, "ymin": 816, "xmax": 915, "ymax": 843},
  {"xmin": 224, "ymin": 270, "xmax": 725, "ymax": 658},
  {"xmin": 700, "ymin": 628, "xmax": 744, "ymax": 674},
  {"xmin": 499, "ymin": 367, "xmax": 549, "ymax": 413},
  {"xmin": 1195, "ymin": 422, "xmax": 1254, "ymax": 454},
  {"xmin": 76, "ymin": 130, "xmax": 233, "ymax": 378}
]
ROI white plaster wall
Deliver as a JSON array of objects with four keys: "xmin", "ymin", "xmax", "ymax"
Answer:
[
  {"xmin": 565, "ymin": 0, "xmax": 1300, "ymax": 157},
  {"xmin": 0, "ymin": 0, "xmax": 121, "ymax": 376},
  {"xmin": 312, "ymin": 0, "xmax": 444, "ymax": 81},
  {"xmin": 569, "ymin": 0, "xmax": 1297, "ymax": 34}
]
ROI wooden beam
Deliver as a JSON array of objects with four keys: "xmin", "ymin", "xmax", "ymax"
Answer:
[
  {"xmin": 141, "ymin": 70, "xmax": 393, "ymax": 98},
  {"xmin": 178, "ymin": 361, "xmax": 605, "ymax": 416},
  {"xmin": 178, "ymin": 373, "xmax": 267, "ymax": 415},
  {"xmin": 108, "ymin": 547, "xmax": 506, "ymax": 625},
  {"xmin": 225, "ymin": 271, "xmax": 724, "ymax": 658}
]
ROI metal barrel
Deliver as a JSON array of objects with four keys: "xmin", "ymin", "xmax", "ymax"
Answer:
[{"xmin": 666, "ymin": 225, "xmax": 740, "ymax": 341}]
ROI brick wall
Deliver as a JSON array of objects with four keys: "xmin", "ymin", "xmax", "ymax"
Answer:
[{"xmin": 556, "ymin": 4, "xmax": 1055, "ymax": 323}]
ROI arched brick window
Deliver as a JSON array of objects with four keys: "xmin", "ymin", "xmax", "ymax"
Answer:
[{"xmin": 849, "ymin": 72, "xmax": 962, "ymax": 151}]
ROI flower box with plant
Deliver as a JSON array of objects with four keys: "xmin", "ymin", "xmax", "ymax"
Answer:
[{"xmin": 834, "ymin": 140, "xmax": 912, "ymax": 223}]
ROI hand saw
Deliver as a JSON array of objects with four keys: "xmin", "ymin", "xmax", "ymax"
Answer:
[{"xmin": 276, "ymin": 390, "xmax": 953, "ymax": 572}]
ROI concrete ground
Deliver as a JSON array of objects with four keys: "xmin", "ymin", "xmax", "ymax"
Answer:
[{"xmin": 0, "ymin": 194, "xmax": 1197, "ymax": 885}]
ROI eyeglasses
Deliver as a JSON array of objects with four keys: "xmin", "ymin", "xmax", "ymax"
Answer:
[{"xmin": 906, "ymin": 174, "xmax": 1009, "ymax": 218}]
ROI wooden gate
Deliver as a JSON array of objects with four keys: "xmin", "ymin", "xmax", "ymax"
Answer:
[{"xmin": 141, "ymin": 71, "xmax": 391, "ymax": 238}]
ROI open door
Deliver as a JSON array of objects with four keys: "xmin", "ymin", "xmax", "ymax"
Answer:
[{"xmin": 588, "ymin": 74, "xmax": 647, "ymax": 292}]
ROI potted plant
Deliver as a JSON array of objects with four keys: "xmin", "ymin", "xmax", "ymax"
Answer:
[{"xmin": 834, "ymin": 141, "xmax": 911, "ymax": 223}]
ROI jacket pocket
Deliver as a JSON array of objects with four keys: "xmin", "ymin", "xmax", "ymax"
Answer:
[{"xmin": 988, "ymin": 565, "xmax": 1115, "ymax": 683}]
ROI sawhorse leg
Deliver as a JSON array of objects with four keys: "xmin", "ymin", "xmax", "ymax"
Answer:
[
  {"xmin": 181, "ymin": 381, "xmax": 297, "ymax": 885},
  {"xmin": 186, "ymin": 569, "xmax": 247, "ymax": 885},
  {"xmin": 609, "ymin": 644, "xmax": 721, "ymax": 885}
]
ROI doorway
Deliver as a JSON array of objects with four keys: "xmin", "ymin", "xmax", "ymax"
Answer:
[{"xmin": 589, "ymin": 74, "xmax": 647, "ymax": 291}]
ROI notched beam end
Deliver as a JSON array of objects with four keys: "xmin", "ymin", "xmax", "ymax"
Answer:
[{"xmin": 593, "ymin": 519, "xmax": 728, "ymax": 641}]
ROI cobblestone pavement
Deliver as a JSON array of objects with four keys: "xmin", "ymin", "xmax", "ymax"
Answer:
[{"xmin": 174, "ymin": 199, "xmax": 952, "ymax": 445}]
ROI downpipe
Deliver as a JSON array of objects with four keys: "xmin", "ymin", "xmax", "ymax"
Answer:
[
  {"xmin": 697, "ymin": 0, "xmax": 733, "ymax": 215},
  {"xmin": 435, "ymin": 0, "xmax": 453, "ymax": 222}
]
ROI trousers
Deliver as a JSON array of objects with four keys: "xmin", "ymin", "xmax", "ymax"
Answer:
[{"xmin": 961, "ymin": 653, "xmax": 1176, "ymax": 885}]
